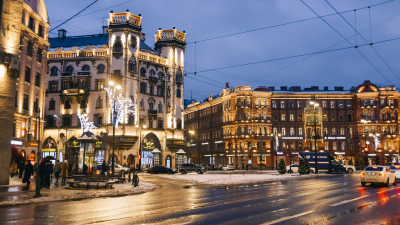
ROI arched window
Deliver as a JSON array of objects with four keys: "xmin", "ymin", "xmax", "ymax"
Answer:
[
  {"xmin": 97, "ymin": 64, "xmax": 105, "ymax": 74},
  {"xmin": 50, "ymin": 66, "xmax": 58, "ymax": 76},
  {"xmin": 140, "ymin": 68, "xmax": 146, "ymax": 77},
  {"xmin": 149, "ymin": 69, "xmax": 155, "ymax": 77},
  {"xmin": 158, "ymin": 72, "xmax": 164, "ymax": 80},
  {"xmin": 65, "ymin": 65, "xmax": 74, "ymax": 73},
  {"xmin": 176, "ymin": 67, "xmax": 182, "ymax": 83},
  {"xmin": 113, "ymin": 41, "xmax": 122, "ymax": 52},
  {"xmin": 82, "ymin": 65, "xmax": 90, "ymax": 71},
  {"xmin": 128, "ymin": 56, "xmax": 136, "ymax": 72}
]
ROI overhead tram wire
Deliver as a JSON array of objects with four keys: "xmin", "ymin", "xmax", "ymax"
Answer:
[
  {"xmin": 300, "ymin": 0, "xmax": 393, "ymax": 85},
  {"xmin": 324, "ymin": 0, "xmax": 400, "ymax": 81},
  {"xmin": 186, "ymin": 76, "xmax": 225, "ymax": 89},
  {"xmin": 185, "ymin": 0, "xmax": 395, "ymax": 44}
]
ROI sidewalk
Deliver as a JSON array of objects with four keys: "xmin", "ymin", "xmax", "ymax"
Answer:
[{"xmin": 0, "ymin": 175, "xmax": 155, "ymax": 207}]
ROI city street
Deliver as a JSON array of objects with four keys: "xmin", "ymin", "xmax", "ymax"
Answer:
[{"xmin": 0, "ymin": 173, "xmax": 399, "ymax": 224}]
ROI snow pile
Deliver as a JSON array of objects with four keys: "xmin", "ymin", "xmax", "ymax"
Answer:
[
  {"xmin": 0, "ymin": 182, "xmax": 155, "ymax": 207},
  {"xmin": 155, "ymin": 173, "xmax": 332, "ymax": 186}
]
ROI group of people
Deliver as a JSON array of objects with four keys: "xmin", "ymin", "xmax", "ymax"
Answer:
[{"xmin": 10, "ymin": 159, "xmax": 70, "ymax": 187}]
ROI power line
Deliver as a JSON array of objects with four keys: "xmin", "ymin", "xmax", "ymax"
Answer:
[
  {"xmin": 324, "ymin": 0, "xmax": 400, "ymax": 81},
  {"xmin": 50, "ymin": 0, "xmax": 99, "ymax": 32},
  {"xmin": 186, "ymin": 76, "xmax": 224, "ymax": 89},
  {"xmin": 300, "ymin": 0, "xmax": 393, "ymax": 84},
  {"xmin": 186, "ymin": 0, "xmax": 395, "ymax": 44}
]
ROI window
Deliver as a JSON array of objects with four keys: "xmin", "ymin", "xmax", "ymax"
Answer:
[
  {"xmin": 64, "ymin": 100, "xmax": 71, "ymax": 109},
  {"xmin": 149, "ymin": 69, "xmax": 155, "ymax": 77},
  {"xmin": 289, "ymin": 101, "xmax": 294, "ymax": 108},
  {"xmin": 323, "ymin": 114, "xmax": 327, "ymax": 121},
  {"xmin": 177, "ymin": 119, "xmax": 182, "ymax": 129},
  {"xmin": 49, "ymin": 98, "xmax": 55, "ymax": 110},
  {"xmin": 371, "ymin": 126, "xmax": 375, "ymax": 133},
  {"xmin": 177, "ymin": 87, "xmax": 181, "ymax": 98},
  {"xmin": 157, "ymin": 86, "xmax": 163, "ymax": 96},
  {"xmin": 96, "ymin": 97, "xmax": 103, "ymax": 108},
  {"xmin": 264, "ymin": 127, "xmax": 267, "ymax": 134},
  {"xmin": 339, "ymin": 114, "xmax": 343, "ymax": 122},
  {"xmin": 140, "ymin": 68, "xmax": 146, "ymax": 77},
  {"xmin": 140, "ymin": 100, "xmax": 144, "ymax": 110},
  {"xmin": 299, "ymin": 142, "xmax": 303, "ymax": 150},
  {"xmin": 338, "ymin": 100, "xmax": 343, "ymax": 108},
  {"xmin": 325, "ymin": 142, "xmax": 329, "ymax": 150},
  {"xmin": 62, "ymin": 116, "xmax": 71, "ymax": 127},
  {"xmin": 347, "ymin": 113, "xmax": 352, "ymax": 122},
  {"xmin": 158, "ymin": 103, "xmax": 162, "ymax": 113},
  {"xmin": 94, "ymin": 115, "xmax": 103, "ymax": 126},
  {"xmin": 150, "ymin": 86, "xmax": 154, "ymax": 95},
  {"xmin": 50, "ymin": 66, "xmax": 58, "ymax": 76},
  {"xmin": 324, "ymin": 128, "xmax": 328, "ymax": 136},
  {"xmin": 97, "ymin": 64, "xmax": 105, "ymax": 74},
  {"xmin": 95, "ymin": 80, "xmax": 104, "ymax": 91},
  {"xmin": 331, "ymin": 114, "xmax": 336, "ymax": 122},
  {"xmin": 28, "ymin": 17, "xmax": 34, "ymax": 30},
  {"xmin": 322, "ymin": 101, "xmax": 327, "ymax": 108},
  {"xmin": 263, "ymin": 99, "xmax": 267, "ymax": 106},
  {"xmin": 298, "ymin": 113, "xmax": 302, "ymax": 121},
  {"xmin": 149, "ymin": 102, "xmax": 154, "ymax": 110},
  {"xmin": 82, "ymin": 65, "xmax": 90, "ymax": 71},
  {"xmin": 370, "ymin": 113, "xmax": 374, "ymax": 121},
  {"xmin": 258, "ymin": 112, "xmax": 261, "ymax": 120},
  {"xmin": 290, "ymin": 127, "xmax": 295, "ymax": 136},
  {"xmin": 80, "ymin": 100, "xmax": 86, "ymax": 109},
  {"xmin": 246, "ymin": 112, "xmax": 251, "ymax": 120},
  {"xmin": 128, "ymin": 115, "xmax": 134, "ymax": 125},
  {"xmin": 38, "ymin": 24, "xmax": 44, "ymax": 38},
  {"xmin": 273, "ymin": 127, "xmax": 277, "ymax": 134},
  {"xmin": 25, "ymin": 67, "xmax": 31, "ymax": 83},
  {"xmin": 332, "ymin": 127, "xmax": 336, "ymax": 136},
  {"xmin": 258, "ymin": 99, "xmax": 261, "ymax": 106},
  {"xmin": 369, "ymin": 99, "xmax": 374, "ymax": 106},
  {"xmin": 281, "ymin": 114, "xmax": 285, "ymax": 121},
  {"xmin": 298, "ymin": 127, "xmax": 303, "ymax": 136},
  {"xmin": 158, "ymin": 72, "xmax": 164, "ymax": 80},
  {"xmin": 347, "ymin": 100, "xmax": 352, "ymax": 108},
  {"xmin": 15, "ymin": 91, "xmax": 18, "ymax": 107},
  {"xmin": 128, "ymin": 57, "xmax": 136, "ymax": 72},
  {"xmin": 246, "ymin": 99, "xmax": 250, "ymax": 107},
  {"xmin": 340, "ymin": 127, "xmax": 345, "ymax": 136},
  {"xmin": 65, "ymin": 65, "xmax": 74, "ymax": 73},
  {"xmin": 333, "ymin": 142, "xmax": 337, "ymax": 150},
  {"xmin": 297, "ymin": 101, "xmax": 302, "ymax": 108},
  {"xmin": 272, "ymin": 101, "xmax": 277, "ymax": 108},
  {"xmin": 282, "ymin": 128, "xmax": 286, "ymax": 136},
  {"xmin": 113, "ymin": 41, "xmax": 122, "ymax": 52},
  {"xmin": 330, "ymin": 101, "xmax": 335, "ymax": 108},
  {"xmin": 158, "ymin": 120, "xmax": 163, "ymax": 129},
  {"xmin": 27, "ymin": 41, "xmax": 33, "ymax": 57},
  {"xmin": 247, "ymin": 127, "xmax": 251, "ymax": 135},
  {"xmin": 23, "ymin": 94, "xmax": 29, "ymax": 110},
  {"xmin": 37, "ymin": 48, "xmax": 42, "ymax": 63},
  {"xmin": 263, "ymin": 112, "xmax": 267, "ymax": 120},
  {"xmin": 176, "ymin": 68, "xmax": 183, "ymax": 83},
  {"xmin": 273, "ymin": 114, "xmax": 277, "ymax": 122},
  {"xmin": 280, "ymin": 101, "xmax": 285, "ymax": 108},
  {"xmin": 35, "ymin": 72, "xmax": 40, "ymax": 87},
  {"xmin": 289, "ymin": 114, "xmax": 294, "ymax": 121},
  {"xmin": 33, "ymin": 98, "xmax": 39, "ymax": 113},
  {"xmin": 140, "ymin": 83, "xmax": 147, "ymax": 93}
]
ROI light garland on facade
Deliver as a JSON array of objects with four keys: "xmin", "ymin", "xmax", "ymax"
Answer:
[
  {"xmin": 104, "ymin": 87, "xmax": 136, "ymax": 129},
  {"xmin": 77, "ymin": 113, "xmax": 97, "ymax": 133}
]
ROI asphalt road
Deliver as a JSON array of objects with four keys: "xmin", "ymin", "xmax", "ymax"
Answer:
[{"xmin": 0, "ymin": 173, "xmax": 399, "ymax": 225}]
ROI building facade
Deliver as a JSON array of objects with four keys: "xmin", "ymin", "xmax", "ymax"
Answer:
[
  {"xmin": 44, "ymin": 11, "xmax": 186, "ymax": 170},
  {"xmin": 184, "ymin": 81, "xmax": 400, "ymax": 169}
]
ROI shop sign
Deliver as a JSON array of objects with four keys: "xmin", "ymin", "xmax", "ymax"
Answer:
[
  {"xmin": 215, "ymin": 141, "xmax": 223, "ymax": 144},
  {"xmin": 30, "ymin": 143, "xmax": 38, "ymax": 146},
  {"xmin": 191, "ymin": 144, "xmax": 196, "ymax": 146},
  {"xmin": 202, "ymin": 142, "xmax": 209, "ymax": 145},
  {"xmin": 204, "ymin": 154, "xmax": 211, "ymax": 157},
  {"xmin": 292, "ymin": 152, "xmax": 299, "ymax": 155},
  {"xmin": 282, "ymin": 137, "xmax": 303, "ymax": 140},
  {"xmin": 325, "ymin": 137, "xmax": 346, "ymax": 140},
  {"xmin": 335, "ymin": 152, "xmax": 346, "ymax": 155},
  {"xmin": 367, "ymin": 154, "xmax": 376, "ymax": 156},
  {"xmin": 394, "ymin": 154, "xmax": 399, "ymax": 156},
  {"xmin": 144, "ymin": 142, "xmax": 154, "ymax": 150},
  {"xmin": 385, "ymin": 154, "xmax": 389, "ymax": 156},
  {"xmin": 42, "ymin": 148, "xmax": 56, "ymax": 152},
  {"xmin": 277, "ymin": 152, "xmax": 283, "ymax": 155},
  {"xmin": 220, "ymin": 154, "xmax": 224, "ymax": 156},
  {"xmin": 11, "ymin": 140, "xmax": 22, "ymax": 146}
]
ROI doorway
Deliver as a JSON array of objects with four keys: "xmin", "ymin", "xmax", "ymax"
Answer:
[{"xmin": 165, "ymin": 155, "xmax": 171, "ymax": 168}]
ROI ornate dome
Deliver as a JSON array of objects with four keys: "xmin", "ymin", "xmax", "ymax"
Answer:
[{"xmin": 24, "ymin": 0, "xmax": 49, "ymax": 23}]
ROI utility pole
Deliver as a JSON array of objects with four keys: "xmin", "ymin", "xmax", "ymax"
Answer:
[{"xmin": 34, "ymin": 108, "xmax": 41, "ymax": 198}]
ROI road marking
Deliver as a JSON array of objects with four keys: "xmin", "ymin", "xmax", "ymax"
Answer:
[
  {"xmin": 330, "ymin": 195, "xmax": 369, "ymax": 207},
  {"xmin": 261, "ymin": 210, "xmax": 315, "ymax": 225},
  {"xmin": 377, "ymin": 187, "xmax": 400, "ymax": 193}
]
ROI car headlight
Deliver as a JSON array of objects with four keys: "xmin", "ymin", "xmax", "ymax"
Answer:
[{"xmin": 202, "ymin": 167, "xmax": 204, "ymax": 169}]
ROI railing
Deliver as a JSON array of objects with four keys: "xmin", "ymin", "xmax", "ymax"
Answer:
[
  {"xmin": 80, "ymin": 51, "xmax": 93, "ymax": 57},
  {"xmin": 49, "ymin": 54, "xmax": 62, "ymax": 59},
  {"xmin": 109, "ymin": 12, "xmax": 141, "ymax": 27},
  {"xmin": 64, "ymin": 53, "xmax": 77, "ymax": 58},
  {"xmin": 155, "ymin": 29, "xmax": 186, "ymax": 43},
  {"xmin": 48, "ymin": 51, "xmax": 108, "ymax": 59},
  {"xmin": 149, "ymin": 76, "xmax": 158, "ymax": 83},
  {"xmin": 96, "ymin": 51, "xmax": 107, "ymax": 56},
  {"xmin": 138, "ymin": 52, "xmax": 167, "ymax": 65}
]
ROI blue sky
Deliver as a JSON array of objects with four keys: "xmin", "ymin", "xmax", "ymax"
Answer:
[{"xmin": 46, "ymin": 0, "xmax": 400, "ymax": 101}]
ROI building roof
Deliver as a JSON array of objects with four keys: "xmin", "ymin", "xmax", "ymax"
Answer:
[
  {"xmin": 24, "ymin": 0, "xmax": 49, "ymax": 23},
  {"xmin": 49, "ymin": 34, "xmax": 155, "ymax": 52}
]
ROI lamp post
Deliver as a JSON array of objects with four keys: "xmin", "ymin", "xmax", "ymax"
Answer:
[
  {"xmin": 108, "ymin": 81, "xmax": 121, "ymax": 175},
  {"xmin": 188, "ymin": 130, "xmax": 195, "ymax": 163},
  {"xmin": 34, "ymin": 108, "xmax": 41, "ymax": 198},
  {"xmin": 310, "ymin": 100, "xmax": 320, "ymax": 174},
  {"xmin": 136, "ymin": 124, "xmax": 146, "ymax": 171},
  {"xmin": 272, "ymin": 133, "xmax": 281, "ymax": 170}
]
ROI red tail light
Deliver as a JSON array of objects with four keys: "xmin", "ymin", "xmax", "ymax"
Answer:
[
  {"xmin": 360, "ymin": 171, "xmax": 364, "ymax": 176},
  {"xmin": 379, "ymin": 172, "xmax": 385, "ymax": 176}
]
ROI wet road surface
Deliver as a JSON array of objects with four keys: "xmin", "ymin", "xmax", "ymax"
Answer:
[{"xmin": 0, "ymin": 173, "xmax": 399, "ymax": 224}]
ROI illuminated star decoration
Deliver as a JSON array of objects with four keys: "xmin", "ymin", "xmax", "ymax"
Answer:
[
  {"xmin": 77, "ymin": 113, "xmax": 97, "ymax": 133},
  {"xmin": 104, "ymin": 87, "xmax": 136, "ymax": 129},
  {"xmin": 374, "ymin": 136, "xmax": 380, "ymax": 152}
]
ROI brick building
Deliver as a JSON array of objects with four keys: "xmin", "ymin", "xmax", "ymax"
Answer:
[{"xmin": 183, "ymin": 81, "xmax": 400, "ymax": 169}]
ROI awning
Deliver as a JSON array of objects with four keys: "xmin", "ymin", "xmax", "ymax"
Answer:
[
  {"xmin": 176, "ymin": 149, "xmax": 186, "ymax": 154},
  {"xmin": 42, "ymin": 148, "xmax": 57, "ymax": 152},
  {"xmin": 152, "ymin": 148, "xmax": 161, "ymax": 153}
]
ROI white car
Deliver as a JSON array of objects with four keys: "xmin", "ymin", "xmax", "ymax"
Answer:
[
  {"xmin": 222, "ymin": 165, "xmax": 234, "ymax": 171},
  {"xmin": 394, "ymin": 170, "xmax": 400, "ymax": 180},
  {"xmin": 286, "ymin": 164, "xmax": 315, "ymax": 173},
  {"xmin": 361, "ymin": 166, "xmax": 397, "ymax": 187},
  {"xmin": 343, "ymin": 165, "xmax": 356, "ymax": 173},
  {"xmin": 110, "ymin": 164, "xmax": 129, "ymax": 175}
]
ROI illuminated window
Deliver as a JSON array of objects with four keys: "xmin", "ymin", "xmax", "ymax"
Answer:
[{"xmin": 333, "ymin": 142, "xmax": 337, "ymax": 150}]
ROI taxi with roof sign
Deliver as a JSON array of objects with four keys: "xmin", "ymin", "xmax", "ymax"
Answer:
[{"xmin": 361, "ymin": 166, "xmax": 396, "ymax": 187}]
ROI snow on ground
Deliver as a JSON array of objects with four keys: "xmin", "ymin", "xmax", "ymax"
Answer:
[
  {"xmin": 154, "ymin": 173, "xmax": 333, "ymax": 186},
  {"xmin": 0, "ymin": 182, "xmax": 156, "ymax": 207}
]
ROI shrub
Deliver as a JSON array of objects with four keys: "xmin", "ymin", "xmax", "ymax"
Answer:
[{"xmin": 278, "ymin": 158, "xmax": 287, "ymax": 174}]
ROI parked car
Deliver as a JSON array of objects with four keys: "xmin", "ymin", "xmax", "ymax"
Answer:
[
  {"xmin": 286, "ymin": 164, "xmax": 315, "ymax": 173},
  {"xmin": 361, "ymin": 166, "xmax": 397, "ymax": 187},
  {"xmin": 395, "ymin": 170, "xmax": 400, "ymax": 180},
  {"xmin": 110, "ymin": 164, "xmax": 129, "ymax": 175},
  {"xmin": 389, "ymin": 165, "xmax": 400, "ymax": 173},
  {"xmin": 222, "ymin": 165, "xmax": 234, "ymax": 171},
  {"xmin": 148, "ymin": 166, "xmax": 176, "ymax": 174},
  {"xmin": 179, "ymin": 164, "xmax": 205, "ymax": 174},
  {"xmin": 343, "ymin": 165, "xmax": 356, "ymax": 173}
]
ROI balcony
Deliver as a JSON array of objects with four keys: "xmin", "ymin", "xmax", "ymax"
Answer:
[
  {"xmin": 48, "ymin": 50, "xmax": 108, "ymax": 59},
  {"xmin": 148, "ymin": 109, "xmax": 157, "ymax": 119},
  {"xmin": 138, "ymin": 52, "xmax": 167, "ymax": 65},
  {"xmin": 108, "ymin": 12, "xmax": 141, "ymax": 27},
  {"xmin": 62, "ymin": 73, "xmax": 72, "ymax": 77},
  {"xmin": 149, "ymin": 76, "xmax": 158, "ymax": 83},
  {"xmin": 166, "ymin": 138, "xmax": 185, "ymax": 151},
  {"xmin": 77, "ymin": 72, "xmax": 90, "ymax": 76},
  {"xmin": 62, "ymin": 89, "xmax": 85, "ymax": 95},
  {"xmin": 155, "ymin": 29, "xmax": 186, "ymax": 43},
  {"xmin": 107, "ymin": 135, "xmax": 138, "ymax": 149}
]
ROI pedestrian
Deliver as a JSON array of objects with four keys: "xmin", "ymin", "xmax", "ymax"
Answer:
[
  {"xmin": 10, "ymin": 164, "xmax": 17, "ymax": 178},
  {"xmin": 101, "ymin": 161, "xmax": 106, "ymax": 177},
  {"xmin": 44, "ymin": 159, "xmax": 53, "ymax": 188},
  {"xmin": 54, "ymin": 161, "xmax": 62, "ymax": 182},
  {"xmin": 49, "ymin": 161, "xmax": 54, "ymax": 181},
  {"xmin": 39, "ymin": 159, "xmax": 46, "ymax": 187},
  {"xmin": 61, "ymin": 160, "xmax": 69, "ymax": 185},
  {"xmin": 22, "ymin": 160, "xmax": 34, "ymax": 186},
  {"xmin": 18, "ymin": 160, "xmax": 25, "ymax": 179}
]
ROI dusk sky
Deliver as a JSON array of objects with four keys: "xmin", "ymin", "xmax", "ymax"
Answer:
[{"xmin": 46, "ymin": 0, "xmax": 400, "ymax": 101}]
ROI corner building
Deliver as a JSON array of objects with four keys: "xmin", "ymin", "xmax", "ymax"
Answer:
[
  {"xmin": 44, "ymin": 11, "xmax": 186, "ymax": 170},
  {"xmin": 184, "ymin": 81, "xmax": 400, "ymax": 169}
]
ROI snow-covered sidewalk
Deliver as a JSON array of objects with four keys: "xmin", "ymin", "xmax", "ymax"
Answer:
[
  {"xmin": 0, "ymin": 181, "xmax": 156, "ymax": 207},
  {"xmin": 153, "ymin": 173, "xmax": 333, "ymax": 187}
]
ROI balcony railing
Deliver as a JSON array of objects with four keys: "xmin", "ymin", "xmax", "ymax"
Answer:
[
  {"xmin": 109, "ymin": 12, "xmax": 142, "ymax": 27},
  {"xmin": 48, "ymin": 50, "xmax": 108, "ymax": 59},
  {"xmin": 149, "ymin": 76, "xmax": 158, "ymax": 83},
  {"xmin": 138, "ymin": 52, "xmax": 167, "ymax": 65},
  {"xmin": 155, "ymin": 29, "xmax": 186, "ymax": 43}
]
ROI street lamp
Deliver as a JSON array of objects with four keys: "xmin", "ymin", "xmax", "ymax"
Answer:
[
  {"xmin": 136, "ymin": 124, "xmax": 146, "ymax": 171},
  {"xmin": 188, "ymin": 130, "xmax": 195, "ymax": 163},
  {"xmin": 310, "ymin": 99, "xmax": 320, "ymax": 174},
  {"xmin": 108, "ymin": 81, "xmax": 121, "ymax": 175}
]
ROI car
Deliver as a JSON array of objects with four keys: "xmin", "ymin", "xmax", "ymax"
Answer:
[
  {"xmin": 222, "ymin": 165, "xmax": 234, "ymax": 171},
  {"xmin": 389, "ymin": 165, "xmax": 400, "ymax": 173},
  {"xmin": 110, "ymin": 164, "xmax": 129, "ymax": 175},
  {"xmin": 343, "ymin": 165, "xmax": 356, "ymax": 173},
  {"xmin": 148, "ymin": 166, "xmax": 176, "ymax": 174},
  {"xmin": 394, "ymin": 170, "xmax": 400, "ymax": 180},
  {"xmin": 179, "ymin": 163, "xmax": 205, "ymax": 174},
  {"xmin": 286, "ymin": 164, "xmax": 315, "ymax": 174},
  {"xmin": 360, "ymin": 166, "xmax": 397, "ymax": 187}
]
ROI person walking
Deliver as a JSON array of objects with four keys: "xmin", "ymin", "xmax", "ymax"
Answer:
[
  {"xmin": 23, "ymin": 160, "xmax": 34, "ymax": 186},
  {"xmin": 61, "ymin": 160, "xmax": 69, "ymax": 185},
  {"xmin": 101, "ymin": 161, "xmax": 106, "ymax": 177},
  {"xmin": 10, "ymin": 164, "xmax": 17, "ymax": 178},
  {"xmin": 49, "ymin": 161, "xmax": 54, "ymax": 181},
  {"xmin": 54, "ymin": 161, "xmax": 62, "ymax": 183},
  {"xmin": 18, "ymin": 161, "xmax": 25, "ymax": 179},
  {"xmin": 44, "ymin": 159, "xmax": 53, "ymax": 189}
]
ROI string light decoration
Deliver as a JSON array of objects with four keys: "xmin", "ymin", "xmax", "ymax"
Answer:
[
  {"xmin": 104, "ymin": 87, "xmax": 136, "ymax": 129},
  {"xmin": 77, "ymin": 113, "xmax": 97, "ymax": 133},
  {"xmin": 374, "ymin": 135, "xmax": 380, "ymax": 152}
]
